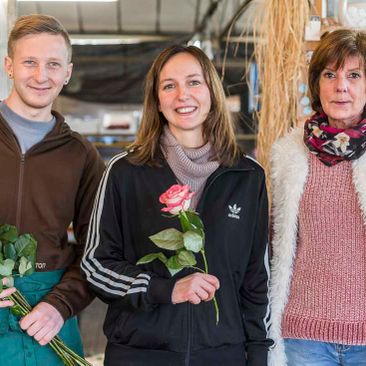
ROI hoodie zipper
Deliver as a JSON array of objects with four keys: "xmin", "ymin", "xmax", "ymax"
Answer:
[{"xmin": 15, "ymin": 154, "xmax": 25, "ymax": 229}]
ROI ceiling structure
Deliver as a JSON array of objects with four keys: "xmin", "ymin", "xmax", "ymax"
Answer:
[
  {"xmin": 18, "ymin": 0, "xmax": 261, "ymax": 42},
  {"xmin": 16, "ymin": 0, "xmax": 261, "ymax": 128}
]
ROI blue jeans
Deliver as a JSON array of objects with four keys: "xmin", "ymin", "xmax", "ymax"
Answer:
[{"xmin": 284, "ymin": 338, "xmax": 366, "ymax": 366}]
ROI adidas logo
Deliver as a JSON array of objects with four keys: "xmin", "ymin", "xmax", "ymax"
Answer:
[{"xmin": 228, "ymin": 203, "xmax": 241, "ymax": 220}]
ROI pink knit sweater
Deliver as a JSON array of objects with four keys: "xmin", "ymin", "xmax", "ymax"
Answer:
[{"xmin": 282, "ymin": 154, "xmax": 366, "ymax": 344}]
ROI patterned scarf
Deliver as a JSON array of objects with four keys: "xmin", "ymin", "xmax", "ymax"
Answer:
[{"xmin": 303, "ymin": 112, "xmax": 366, "ymax": 166}]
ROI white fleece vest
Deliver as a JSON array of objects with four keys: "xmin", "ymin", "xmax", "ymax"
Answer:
[{"xmin": 268, "ymin": 127, "xmax": 366, "ymax": 366}]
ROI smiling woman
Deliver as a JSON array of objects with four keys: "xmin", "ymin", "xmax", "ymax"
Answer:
[
  {"xmin": 81, "ymin": 44, "xmax": 273, "ymax": 366},
  {"xmin": 157, "ymin": 52, "xmax": 211, "ymax": 148}
]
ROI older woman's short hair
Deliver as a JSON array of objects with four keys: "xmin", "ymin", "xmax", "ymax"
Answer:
[{"xmin": 308, "ymin": 29, "xmax": 366, "ymax": 112}]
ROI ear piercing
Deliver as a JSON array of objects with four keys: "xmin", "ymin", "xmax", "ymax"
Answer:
[
  {"xmin": 8, "ymin": 73, "xmax": 12, "ymax": 78},
  {"xmin": 64, "ymin": 80, "xmax": 69, "ymax": 85}
]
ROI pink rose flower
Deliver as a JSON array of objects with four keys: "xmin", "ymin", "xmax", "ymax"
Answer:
[{"xmin": 159, "ymin": 184, "xmax": 194, "ymax": 215}]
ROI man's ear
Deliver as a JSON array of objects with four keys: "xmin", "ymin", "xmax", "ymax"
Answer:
[
  {"xmin": 4, "ymin": 56, "xmax": 13, "ymax": 77},
  {"xmin": 66, "ymin": 62, "xmax": 73, "ymax": 82}
]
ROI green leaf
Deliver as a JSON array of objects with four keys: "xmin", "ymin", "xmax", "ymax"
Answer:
[
  {"xmin": 137, "ymin": 252, "xmax": 167, "ymax": 265},
  {"xmin": 24, "ymin": 263, "xmax": 35, "ymax": 277},
  {"xmin": 0, "ymin": 225, "xmax": 18, "ymax": 243},
  {"xmin": 0, "ymin": 259, "xmax": 15, "ymax": 276},
  {"xmin": 0, "ymin": 225, "xmax": 37, "ymax": 280},
  {"xmin": 14, "ymin": 234, "xmax": 37, "ymax": 257},
  {"xmin": 177, "ymin": 250, "xmax": 197, "ymax": 267},
  {"xmin": 18, "ymin": 256, "xmax": 33, "ymax": 276},
  {"xmin": 166, "ymin": 255, "xmax": 184, "ymax": 276},
  {"xmin": 4, "ymin": 243, "xmax": 17, "ymax": 260},
  {"xmin": 179, "ymin": 214, "xmax": 192, "ymax": 232},
  {"xmin": 167, "ymin": 255, "xmax": 182, "ymax": 269},
  {"xmin": 183, "ymin": 231, "xmax": 203, "ymax": 253},
  {"xmin": 185, "ymin": 211, "xmax": 204, "ymax": 230},
  {"xmin": 149, "ymin": 228, "xmax": 184, "ymax": 250},
  {"xmin": 168, "ymin": 267, "xmax": 182, "ymax": 276}
]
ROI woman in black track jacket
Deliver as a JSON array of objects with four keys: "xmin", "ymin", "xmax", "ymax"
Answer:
[{"xmin": 81, "ymin": 45, "xmax": 272, "ymax": 366}]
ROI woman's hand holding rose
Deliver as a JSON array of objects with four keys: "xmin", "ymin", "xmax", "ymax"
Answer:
[{"xmin": 172, "ymin": 272, "xmax": 220, "ymax": 305}]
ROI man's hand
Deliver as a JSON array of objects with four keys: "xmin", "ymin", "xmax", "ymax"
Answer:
[
  {"xmin": 172, "ymin": 272, "xmax": 220, "ymax": 305},
  {"xmin": 20, "ymin": 302, "xmax": 64, "ymax": 345},
  {"xmin": 0, "ymin": 278, "xmax": 16, "ymax": 308}
]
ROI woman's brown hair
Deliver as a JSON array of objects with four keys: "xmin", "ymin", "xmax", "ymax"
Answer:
[
  {"xmin": 128, "ymin": 45, "xmax": 239, "ymax": 166},
  {"xmin": 309, "ymin": 29, "xmax": 366, "ymax": 112}
]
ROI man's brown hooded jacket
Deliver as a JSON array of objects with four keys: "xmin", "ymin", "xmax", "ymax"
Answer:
[{"xmin": 0, "ymin": 110, "xmax": 105, "ymax": 320}]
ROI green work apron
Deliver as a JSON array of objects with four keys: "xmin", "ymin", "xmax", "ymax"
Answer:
[{"xmin": 0, "ymin": 270, "xmax": 84, "ymax": 366}]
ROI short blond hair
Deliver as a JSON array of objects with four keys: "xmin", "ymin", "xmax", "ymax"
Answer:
[{"xmin": 8, "ymin": 14, "xmax": 72, "ymax": 62}]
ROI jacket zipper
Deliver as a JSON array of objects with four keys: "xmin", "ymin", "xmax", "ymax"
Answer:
[
  {"xmin": 16, "ymin": 154, "xmax": 25, "ymax": 229},
  {"xmin": 197, "ymin": 167, "xmax": 250, "ymax": 212},
  {"xmin": 183, "ymin": 169, "xmax": 244, "ymax": 364},
  {"xmin": 185, "ymin": 302, "xmax": 192, "ymax": 366}
]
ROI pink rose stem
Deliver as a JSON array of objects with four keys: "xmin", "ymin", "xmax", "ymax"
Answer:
[
  {"xmin": 179, "ymin": 210, "xmax": 219, "ymax": 325},
  {"xmin": 200, "ymin": 249, "xmax": 220, "ymax": 325}
]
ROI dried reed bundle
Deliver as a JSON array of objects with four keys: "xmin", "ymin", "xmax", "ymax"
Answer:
[{"xmin": 250, "ymin": 0, "xmax": 309, "ymax": 188}]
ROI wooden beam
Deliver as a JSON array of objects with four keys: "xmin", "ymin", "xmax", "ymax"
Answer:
[{"xmin": 312, "ymin": 0, "xmax": 326, "ymax": 17}]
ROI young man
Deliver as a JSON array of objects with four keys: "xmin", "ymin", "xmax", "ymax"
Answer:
[{"xmin": 0, "ymin": 14, "xmax": 105, "ymax": 365}]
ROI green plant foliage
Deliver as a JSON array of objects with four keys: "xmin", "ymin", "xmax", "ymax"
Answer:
[
  {"xmin": 0, "ymin": 259, "xmax": 15, "ymax": 277},
  {"xmin": 0, "ymin": 224, "xmax": 37, "ymax": 287},
  {"xmin": 0, "ymin": 226, "xmax": 92, "ymax": 365},
  {"xmin": 0, "ymin": 224, "xmax": 18, "ymax": 243},
  {"xmin": 15, "ymin": 234, "xmax": 37, "ymax": 257},
  {"xmin": 177, "ymin": 250, "xmax": 196, "ymax": 266},
  {"xmin": 166, "ymin": 255, "xmax": 184, "ymax": 276},
  {"xmin": 184, "ymin": 211, "xmax": 204, "ymax": 229},
  {"xmin": 149, "ymin": 228, "xmax": 184, "ymax": 250},
  {"xmin": 183, "ymin": 231, "xmax": 203, "ymax": 253},
  {"xmin": 138, "ymin": 210, "xmax": 205, "ymax": 277},
  {"xmin": 136, "ymin": 252, "xmax": 167, "ymax": 265},
  {"xmin": 4, "ymin": 243, "xmax": 17, "ymax": 261},
  {"xmin": 136, "ymin": 185, "xmax": 219, "ymax": 324},
  {"xmin": 18, "ymin": 256, "xmax": 33, "ymax": 276}
]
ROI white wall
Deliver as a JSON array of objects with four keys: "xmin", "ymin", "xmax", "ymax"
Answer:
[{"xmin": 0, "ymin": 0, "xmax": 16, "ymax": 100}]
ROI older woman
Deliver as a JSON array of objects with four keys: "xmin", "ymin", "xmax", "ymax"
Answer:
[
  {"xmin": 269, "ymin": 29, "xmax": 366, "ymax": 366},
  {"xmin": 81, "ymin": 45, "xmax": 272, "ymax": 366}
]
